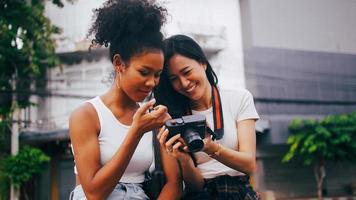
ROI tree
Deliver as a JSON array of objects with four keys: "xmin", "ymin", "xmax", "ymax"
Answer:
[
  {"xmin": 0, "ymin": 146, "xmax": 50, "ymax": 200},
  {"xmin": 0, "ymin": 0, "xmax": 61, "ymax": 152},
  {"xmin": 282, "ymin": 112, "xmax": 356, "ymax": 200},
  {"xmin": 0, "ymin": 0, "xmax": 64, "ymax": 116},
  {"xmin": 0, "ymin": 0, "xmax": 71, "ymax": 199}
]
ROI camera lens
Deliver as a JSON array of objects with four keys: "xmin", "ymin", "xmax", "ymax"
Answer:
[{"xmin": 183, "ymin": 128, "xmax": 204, "ymax": 152}]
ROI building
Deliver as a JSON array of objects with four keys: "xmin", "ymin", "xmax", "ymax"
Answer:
[
  {"xmin": 19, "ymin": 0, "xmax": 356, "ymax": 199},
  {"xmin": 240, "ymin": 0, "xmax": 356, "ymax": 198}
]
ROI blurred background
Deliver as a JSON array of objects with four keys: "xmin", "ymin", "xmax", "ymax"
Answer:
[{"xmin": 0, "ymin": 0, "xmax": 355, "ymax": 199}]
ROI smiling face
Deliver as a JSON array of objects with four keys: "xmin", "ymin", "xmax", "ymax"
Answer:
[
  {"xmin": 117, "ymin": 50, "xmax": 164, "ymax": 102},
  {"xmin": 167, "ymin": 54, "xmax": 211, "ymax": 103}
]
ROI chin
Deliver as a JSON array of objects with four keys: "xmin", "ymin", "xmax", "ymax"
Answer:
[
  {"xmin": 191, "ymin": 92, "xmax": 204, "ymax": 101},
  {"xmin": 133, "ymin": 97, "xmax": 144, "ymax": 103},
  {"xmin": 135, "ymin": 95, "xmax": 149, "ymax": 102}
]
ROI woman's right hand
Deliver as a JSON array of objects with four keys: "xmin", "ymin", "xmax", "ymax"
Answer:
[
  {"xmin": 158, "ymin": 126, "xmax": 205, "ymax": 192},
  {"xmin": 131, "ymin": 99, "xmax": 171, "ymax": 136},
  {"xmin": 157, "ymin": 126, "xmax": 191, "ymax": 163}
]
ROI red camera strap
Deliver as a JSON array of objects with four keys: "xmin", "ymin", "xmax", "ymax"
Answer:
[
  {"xmin": 187, "ymin": 85, "xmax": 224, "ymax": 140},
  {"xmin": 211, "ymin": 85, "xmax": 224, "ymax": 140}
]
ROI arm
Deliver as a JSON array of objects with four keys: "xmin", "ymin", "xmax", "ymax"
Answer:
[
  {"xmin": 158, "ymin": 128, "xmax": 205, "ymax": 193},
  {"xmin": 157, "ymin": 140, "xmax": 183, "ymax": 200},
  {"xmin": 70, "ymin": 104, "xmax": 143, "ymax": 200},
  {"xmin": 70, "ymin": 99, "xmax": 168, "ymax": 200},
  {"xmin": 203, "ymin": 119, "xmax": 257, "ymax": 175},
  {"xmin": 176, "ymin": 152, "xmax": 205, "ymax": 192}
]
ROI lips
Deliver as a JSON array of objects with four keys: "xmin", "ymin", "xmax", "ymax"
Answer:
[
  {"xmin": 138, "ymin": 89, "xmax": 152, "ymax": 96},
  {"xmin": 184, "ymin": 84, "xmax": 196, "ymax": 94},
  {"xmin": 140, "ymin": 90, "xmax": 150, "ymax": 94}
]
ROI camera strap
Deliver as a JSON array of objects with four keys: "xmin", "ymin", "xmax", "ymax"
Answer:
[
  {"xmin": 211, "ymin": 85, "xmax": 224, "ymax": 140},
  {"xmin": 187, "ymin": 85, "xmax": 224, "ymax": 141}
]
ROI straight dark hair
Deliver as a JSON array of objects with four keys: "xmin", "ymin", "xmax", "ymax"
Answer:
[{"xmin": 155, "ymin": 35, "xmax": 218, "ymax": 118}]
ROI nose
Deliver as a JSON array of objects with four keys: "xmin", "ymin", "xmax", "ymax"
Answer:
[
  {"xmin": 179, "ymin": 77, "xmax": 190, "ymax": 89},
  {"xmin": 145, "ymin": 75, "xmax": 157, "ymax": 88}
]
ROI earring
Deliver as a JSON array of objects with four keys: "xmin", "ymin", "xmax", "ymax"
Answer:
[
  {"xmin": 115, "ymin": 80, "xmax": 120, "ymax": 90},
  {"xmin": 115, "ymin": 71, "xmax": 121, "ymax": 90}
]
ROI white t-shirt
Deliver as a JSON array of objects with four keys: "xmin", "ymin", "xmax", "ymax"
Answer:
[
  {"xmin": 192, "ymin": 88, "xmax": 259, "ymax": 179},
  {"xmin": 73, "ymin": 96, "xmax": 153, "ymax": 183}
]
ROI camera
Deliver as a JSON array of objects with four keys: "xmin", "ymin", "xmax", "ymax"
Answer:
[{"xmin": 165, "ymin": 115, "xmax": 206, "ymax": 152}]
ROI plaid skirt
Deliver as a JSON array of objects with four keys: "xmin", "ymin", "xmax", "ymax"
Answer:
[{"xmin": 183, "ymin": 175, "xmax": 259, "ymax": 200}]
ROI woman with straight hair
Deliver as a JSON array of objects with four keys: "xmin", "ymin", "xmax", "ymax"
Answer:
[{"xmin": 155, "ymin": 34, "xmax": 260, "ymax": 200}]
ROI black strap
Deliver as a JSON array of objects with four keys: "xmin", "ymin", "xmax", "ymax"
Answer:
[
  {"xmin": 152, "ymin": 129, "xmax": 162, "ymax": 171},
  {"xmin": 143, "ymin": 129, "xmax": 165, "ymax": 199}
]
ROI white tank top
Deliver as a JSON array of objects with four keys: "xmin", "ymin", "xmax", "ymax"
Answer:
[{"xmin": 73, "ymin": 96, "xmax": 153, "ymax": 183}]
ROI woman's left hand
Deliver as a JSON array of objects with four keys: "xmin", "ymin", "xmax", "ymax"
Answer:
[{"xmin": 202, "ymin": 130, "xmax": 219, "ymax": 156}]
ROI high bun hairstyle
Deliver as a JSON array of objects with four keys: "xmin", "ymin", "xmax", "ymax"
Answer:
[{"xmin": 88, "ymin": 0, "xmax": 167, "ymax": 64}]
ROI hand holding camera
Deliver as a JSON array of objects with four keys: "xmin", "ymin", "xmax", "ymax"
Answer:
[
  {"xmin": 157, "ymin": 126, "xmax": 191, "ymax": 163},
  {"xmin": 165, "ymin": 115, "xmax": 206, "ymax": 152}
]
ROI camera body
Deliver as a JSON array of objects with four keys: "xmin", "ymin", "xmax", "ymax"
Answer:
[{"xmin": 165, "ymin": 114, "xmax": 206, "ymax": 152}]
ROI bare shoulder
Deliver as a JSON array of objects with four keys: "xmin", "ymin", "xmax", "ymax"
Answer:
[
  {"xmin": 69, "ymin": 102, "xmax": 100, "ymax": 138},
  {"xmin": 70, "ymin": 102, "xmax": 97, "ymax": 121}
]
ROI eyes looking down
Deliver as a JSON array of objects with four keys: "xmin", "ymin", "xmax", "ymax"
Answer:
[
  {"xmin": 116, "ymin": 50, "xmax": 164, "ymax": 101},
  {"xmin": 116, "ymin": 51, "xmax": 208, "ymax": 102}
]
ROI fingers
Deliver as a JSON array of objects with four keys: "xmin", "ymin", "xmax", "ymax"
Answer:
[
  {"xmin": 164, "ymin": 133, "xmax": 180, "ymax": 153},
  {"xmin": 172, "ymin": 141, "xmax": 183, "ymax": 152},
  {"xmin": 158, "ymin": 126, "xmax": 169, "ymax": 147},
  {"xmin": 203, "ymin": 136, "xmax": 212, "ymax": 145},
  {"xmin": 177, "ymin": 137, "xmax": 187, "ymax": 146},
  {"xmin": 156, "ymin": 126, "xmax": 165, "ymax": 139},
  {"xmin": 147, "ymin": 105, "xmax": 171, "ymax": 128},
  {"xmin": 157, "ymin": 126, "xmax": 168, "ymax": 142},
  {"xmin": 176, "ymin": 137, "xmax": 189, "ymax": 153},
  {"xmin": 149, "ymin": 105, "xmax": 168, "ymax": 118},
  {"xmin": 161, "ymin": 132, "xmax": 191, "ymax": 162},
  {"xmin": 133, "ymin": 102, "xmax": 169, "ymax": 133},
  {"xmin": 163, "ymin": 112, "xmax": 172, "ymax": 122},
  {"xmin": 135, "ymin": 98, "xmax": 156, "ymax": 117},
  {"xmin": 165, "ymin": 134, "xmax": 181, "ymax": 149},
  {"xmin": 183, "ymin": 146, "xmax": 189, "ymax": 152}
]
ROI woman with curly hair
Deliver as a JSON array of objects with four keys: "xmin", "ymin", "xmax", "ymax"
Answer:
[
  {"xmin": 69, "ymin": 1, "xmax": 182, "ymax": 199},
  {"xmin": 155, "ymin": 35, "xmax": 260, "ymax": 200}
]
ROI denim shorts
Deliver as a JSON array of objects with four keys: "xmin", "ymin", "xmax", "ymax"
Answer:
[{"xmin": 69, "ymin": 183, "xmax": 150, "ymax": 200}]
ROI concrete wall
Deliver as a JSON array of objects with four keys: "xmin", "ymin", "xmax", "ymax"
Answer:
[
  {"xmin": 241, "ymin": 0, "xmax": 356, "ymax": 198},
  {"xmin": 241, "ymin": 0, "xmax": 356, "ymax": 54},
  {"xmin": 240, "ymin": 0, "xmax": 356, "ymax": 144},
  {"xmin": 44, "ymin": 50, "xmax": 112, "ymax": 129},
  {"xmin": 245, "ymin": 47, "xmax": 356, "ymax": 144}
]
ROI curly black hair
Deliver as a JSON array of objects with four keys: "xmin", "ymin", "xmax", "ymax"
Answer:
[{"xmin": 88, "ymin": 0, "xmax": 167, "ymax": 64}]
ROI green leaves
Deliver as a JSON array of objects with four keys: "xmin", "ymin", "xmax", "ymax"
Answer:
[
  {"xmin": 0, "ymin": 146, "xmax": 50, "ymax": 187},
  {"xmin": 0, "ymin": 1, "xmax": 67, "ymax": 198},
  {"xmin": 0, "ymin": 0, "xmax": 61, "ymax": 112},
  {"xmin": 283, "ymin": 112, "xmax": 356, "ymax": 199},
  {"xmin": 282, "ymin": 112, "xmax": 356, "ymax": 165}
]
